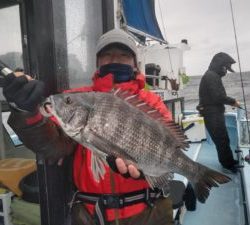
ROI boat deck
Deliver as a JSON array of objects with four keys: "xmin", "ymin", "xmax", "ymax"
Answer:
[
  {"xmin": 1, "ymin": 111, "xmax": 250, "ymax": 225},
  {"xmin": 182, "ymin": 141, "xmax": 246, "ymax": 225}
]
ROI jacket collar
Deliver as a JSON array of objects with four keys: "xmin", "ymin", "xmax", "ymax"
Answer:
[{"xmin": 92, "ymin": 71, "xmax": 145, "ymax": 93}]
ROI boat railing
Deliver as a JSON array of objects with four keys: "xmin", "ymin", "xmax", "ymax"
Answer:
[
  {"xmin": 237, "ymin": 108, "xmax": 250, "ymax": 148},
  {"xmin": 164, "ymin": 97, "xmax": 184, "ymax": 123}
]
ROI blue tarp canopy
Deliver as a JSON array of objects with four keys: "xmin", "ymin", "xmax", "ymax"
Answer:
[{"xmin": 122, "ymin": 0, "xmax": 165, "ymax": 42}]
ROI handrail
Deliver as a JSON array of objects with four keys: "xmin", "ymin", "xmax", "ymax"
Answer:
[{"xmin": 164, "ymin": 97, "xmax": 184, "ymax": 122}]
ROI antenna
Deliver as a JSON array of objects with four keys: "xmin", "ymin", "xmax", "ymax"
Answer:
[{"xmin": 229, "ymin": 0, "xmax": 250, "ymax": 162}]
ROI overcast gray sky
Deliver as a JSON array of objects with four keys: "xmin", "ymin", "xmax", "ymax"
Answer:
[
  {"xmin": 1, "ymin": 2, "xmax": 249, "ymax": 77},
  {"xmin": 155, "ymin": 0, "xmax": 250, "ymax": 76}
]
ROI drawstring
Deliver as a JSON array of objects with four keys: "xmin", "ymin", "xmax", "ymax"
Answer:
[
  {"xmin": 110, "ymin": 170, "xmax": 120, "ymax": 225},
  {"xmin": 68, "ymin": 190, "xmax": 80, "ymax": 213}
]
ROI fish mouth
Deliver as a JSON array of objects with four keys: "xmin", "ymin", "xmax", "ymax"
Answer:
[{"xmin": 40, "ymin": 98, "xmax": 53, "ymax": 117}]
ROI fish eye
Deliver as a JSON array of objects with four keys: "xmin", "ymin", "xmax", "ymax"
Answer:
[{"xmin": 65, "ymin": 96, "xmax": 72, "ymax": 104}]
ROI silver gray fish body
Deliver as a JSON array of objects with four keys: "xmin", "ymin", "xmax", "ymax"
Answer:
[{"xmin": 44, "ymin": 91, "xmax": 231, "ymax": 203}]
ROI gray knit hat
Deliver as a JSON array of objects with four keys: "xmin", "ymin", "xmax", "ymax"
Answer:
[{"xmin": 96, "ymin": 29, "xmax": 138, "ymax": 59}]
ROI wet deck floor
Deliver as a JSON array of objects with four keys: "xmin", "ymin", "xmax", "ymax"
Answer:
[{"xmin": 183, "ymin": 141, "xmax": 245, "ymax": 225}]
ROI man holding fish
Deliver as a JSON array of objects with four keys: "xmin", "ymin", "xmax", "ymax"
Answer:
[{"xmin": 2, "ymin": 29, "xmax": 179, "ymax": 225}]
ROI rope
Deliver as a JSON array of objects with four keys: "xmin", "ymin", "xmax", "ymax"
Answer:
[
  {"xmin": 157, "ymin": 0, "xmax": 167, "ymax": 41},
  {"xmin": 229, "ymin": 0, "xmax": 250, "ymax": 147},
  {"xmin": 156, "ymin": 0, "xmax": 174, "ymax": 74},
  {"xmin": 110, "ymin": 170, "xmax": 120, "ymax": 225}
]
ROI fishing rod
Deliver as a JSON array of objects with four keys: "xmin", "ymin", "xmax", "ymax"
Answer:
[
  {"xmin": 0, "ymin": 60, "xmax": 13, "ymax": 87},
  {"xmin": 229, "ymin": 0, "xmax": 250, "ymax": 163},
  {"xmin": 238, "ymin": 106, "xmax": 250, "ymax": 115},
  {"xmin": 0, "ymin": 60, "xmax": 13, "ymax": 76}
]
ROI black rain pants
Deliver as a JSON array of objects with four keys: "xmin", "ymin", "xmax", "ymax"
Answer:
[{"xmin": 203, "ymin": 111, "xmax": 235, "ymax": 168}]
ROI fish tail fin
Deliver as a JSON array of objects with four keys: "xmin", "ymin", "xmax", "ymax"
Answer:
[{"xmin": 192, "ymin": 166, "xmax": 231, "ymax": 203}]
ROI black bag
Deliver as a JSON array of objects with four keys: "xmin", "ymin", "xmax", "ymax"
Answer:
[{"xmin": 183, "ymin": 182, "xmax": 196, "ymax": 211}]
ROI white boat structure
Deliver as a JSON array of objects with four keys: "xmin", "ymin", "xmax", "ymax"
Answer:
[{"xmin": 0, "ymin": 0, "xmax": 250, "ymax": 225}]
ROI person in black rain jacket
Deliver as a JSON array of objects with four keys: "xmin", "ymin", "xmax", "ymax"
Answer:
[{"xmin": 198, "ymin": 52, "xmax": 240, "ymax": 173}]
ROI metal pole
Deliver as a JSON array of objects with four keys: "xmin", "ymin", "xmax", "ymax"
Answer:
[
  {"xmin": 229, "ymin": 0, "xmax": 250, "ymax": 162},
  {"xmin": 0, "ymin": 100, "xmax": 6, "ymax": 159},
  {"xmin": 24, "ymin": 0, "xmax": 70, "ymax": 224}
]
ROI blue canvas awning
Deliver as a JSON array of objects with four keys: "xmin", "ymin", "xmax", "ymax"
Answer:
[{"xmin": 121, "ymin": 0, "xmax": 165, "ymax": 42}]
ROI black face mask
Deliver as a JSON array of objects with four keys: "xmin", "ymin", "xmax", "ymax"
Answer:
[
  {"xmin": 99, "ymin": 63, "xmax": 134, "ymax": 83},
  {"xmin": 218, "ymin": 66, "xmax": 227, "ymax": 77}
]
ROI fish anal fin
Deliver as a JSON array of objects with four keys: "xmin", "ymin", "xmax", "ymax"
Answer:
[{"xmin": 145, "ymin": 172, "xmax": 174, "ymax": 192}]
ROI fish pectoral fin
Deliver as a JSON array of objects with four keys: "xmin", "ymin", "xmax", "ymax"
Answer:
[
  {"xmin": 91, "ymin": 152, "xmax": 107, "ymax": 182},
  {"xmin": 145, "ymin": 172, "xmax": 174, "ymax": 192},
  {"xmin": 87, "ymin": 130, "xmax": 135, "ymax": 162}
]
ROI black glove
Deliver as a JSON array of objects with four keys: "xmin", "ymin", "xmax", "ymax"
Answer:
[
  {"xmin": 106, "ymin": 155, "xmax": 145, "ymax": 179},
  {"xmin": 3, "ymin": 73, "xmax": 45, "ymax": 112}
]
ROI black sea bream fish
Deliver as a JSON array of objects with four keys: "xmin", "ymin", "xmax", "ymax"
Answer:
[{"xmin": 41, "ymin": 90, "xmax": 231, "ymax": 203}]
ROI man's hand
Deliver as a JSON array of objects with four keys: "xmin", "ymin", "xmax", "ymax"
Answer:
[
  {"xmin": 3, "ymin": 72, "xmax": 45, "ymax": 112},
  {"xmin": 115, "ymin": 158, "xmax": 141, "ymax": 179},
  {"xmin": 106, "ymin": 155, "xmax": 143, "ymax": 179},
  {"xmin": 233, "ymin": 100, "xmax": 241, "ymax": 108}
]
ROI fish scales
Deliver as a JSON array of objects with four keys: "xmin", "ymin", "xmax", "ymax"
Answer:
[
  {"xmin": 86, "ymin": 93, "xmax": 174, "ymax": 175},
  {"xmin": 43, "ymin": 91, "xmax": 231, "ymax": 203}
]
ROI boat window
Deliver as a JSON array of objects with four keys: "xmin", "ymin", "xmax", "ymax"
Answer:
[
  {"xmin": 0, "ymin": 5, "xmax": 24, "ymax": 157},
  {"xmin": 0, "ymin": 4, "xmax": 23, "ymax": 102},
  {"xmin": 0, "ymin": 5, "xmax": 23, "ymax": 71},
  {"xmin": 64, "ymin": 0, "xmax": 103, "ymax": 88}
]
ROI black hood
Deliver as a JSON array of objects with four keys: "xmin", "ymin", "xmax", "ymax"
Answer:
[{"xmin": 208, "ymin": 52, "xmax": 236, "ymax": 76}]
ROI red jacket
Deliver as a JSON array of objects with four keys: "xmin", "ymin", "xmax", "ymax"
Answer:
[{"xmin": 66, "ymin": 72, "xmax": 172, "ymax": 221}]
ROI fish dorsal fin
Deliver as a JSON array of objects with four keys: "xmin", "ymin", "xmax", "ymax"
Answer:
[{"xmin": 113, "ymin": 89, "xmax": 189, "ymax": 150}]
